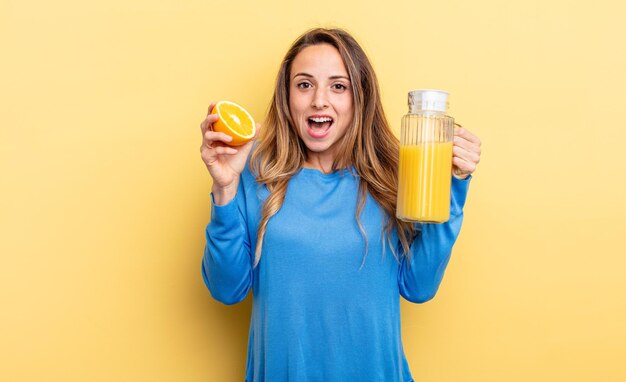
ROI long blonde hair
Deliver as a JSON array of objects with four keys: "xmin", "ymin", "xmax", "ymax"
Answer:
[{"xmin": 250, "ymin": 27, "xmax": 415, "ymax": 268}]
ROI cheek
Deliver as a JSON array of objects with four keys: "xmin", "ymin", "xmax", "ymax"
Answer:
[
  {"xmin": 338, "ymin": 97, "xmax": 354, "ymax": 120},
  {"xmin": 288, "ymin": 95, "xmax": 300, "ymax": 121},
  {"xmin": 289, "ymin": 93, "xmax": 309, "ymax": 118},
  {"xmin": 333, "ymin": 91, "xmax": 352, "ymax": 109}
]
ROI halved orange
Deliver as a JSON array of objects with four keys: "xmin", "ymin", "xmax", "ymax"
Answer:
[{"xmin": 211, "ymin": 101, "xmax": 256, "ymax": 146}]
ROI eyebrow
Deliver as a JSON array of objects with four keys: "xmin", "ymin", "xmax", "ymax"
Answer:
[{"xmin": 293, "ymin": 72, "xmax": 350, "ymax": 81}]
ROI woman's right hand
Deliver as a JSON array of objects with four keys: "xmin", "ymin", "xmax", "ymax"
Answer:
[{"xmin": 200, "ymin": 102, "xmax": 257, "ymax": 205}]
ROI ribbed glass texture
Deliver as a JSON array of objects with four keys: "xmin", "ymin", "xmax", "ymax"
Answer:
[{"xmin": 396, "ymin": 112, "xmax": 454, "ymax": 223}]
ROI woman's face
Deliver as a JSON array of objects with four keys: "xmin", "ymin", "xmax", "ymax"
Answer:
[{"xmin": 289, "ymin": 43, "xmax": 354, "ymax": 168}]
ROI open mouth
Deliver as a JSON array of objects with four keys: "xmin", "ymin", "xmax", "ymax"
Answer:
[{"xmin": 307, "ymin": 116, "xmax": 334, "ymax": 131}]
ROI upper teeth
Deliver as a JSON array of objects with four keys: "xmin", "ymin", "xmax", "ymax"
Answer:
[{"xmin": 310, "ymin": 117, "xmax": 332, "ymax": 123}]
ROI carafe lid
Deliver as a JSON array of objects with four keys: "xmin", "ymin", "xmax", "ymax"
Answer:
[{"xmin": 408, "ymin": 89, "xmax": 449, "ymax": 112}]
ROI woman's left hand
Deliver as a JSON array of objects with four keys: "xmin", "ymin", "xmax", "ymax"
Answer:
[{"xmin": 452, "ymin": 125, "xmax": 482, "ymax": 180}]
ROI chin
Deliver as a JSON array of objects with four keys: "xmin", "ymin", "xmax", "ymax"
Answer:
[{"xmin": 301, "ymin": 138, "xmax": 331, "ymax": 152}]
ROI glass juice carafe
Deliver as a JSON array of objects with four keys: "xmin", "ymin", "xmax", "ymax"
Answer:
[{"xmin": 397, "ymin": 89, "xmax": 454, "ymax": 223}]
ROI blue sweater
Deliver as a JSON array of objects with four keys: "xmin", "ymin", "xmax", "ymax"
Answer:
[{"xmin": 202, "ymin": 165, "xmax": 470, "ymax": 382}]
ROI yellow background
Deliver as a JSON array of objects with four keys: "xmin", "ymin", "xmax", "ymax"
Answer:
[{"xmin": 2, "ymin": 0, "xmax": 625, "ymax": 380}]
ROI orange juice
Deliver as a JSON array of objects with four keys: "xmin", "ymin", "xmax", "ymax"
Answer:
[{"xmin": 397, "ymin": 142, "xmax": 453, "ymax": 223}]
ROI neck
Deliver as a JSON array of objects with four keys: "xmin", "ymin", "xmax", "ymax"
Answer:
[{"xmin": 303, "ymin": 150, "xmax": 342, "ymax": 174}]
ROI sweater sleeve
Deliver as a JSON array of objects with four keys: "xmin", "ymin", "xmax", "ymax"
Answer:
[
  {"xmin": 397, "ymin": 176, "xmax": 471, "ymax": 303},
  {"xmin": 201, "ymin": 177, "xmax": 253, "ymax": 305}
]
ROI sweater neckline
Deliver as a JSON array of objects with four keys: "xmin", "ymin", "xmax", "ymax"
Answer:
[{"xmin": 297, "ymin": 166, "xmax": 356, "ymax": 179}]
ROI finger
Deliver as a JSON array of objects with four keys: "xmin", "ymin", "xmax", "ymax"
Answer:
[
  {"xmin": 453, "ymin": 144, "xmax": 480, "ymax": 165},
  {"xmin": 201, "ymin": 145, "xmax": 238, "ymax": 169},
  {"xmin": 213, "ymin": 146, "xmax": 238, "ymax": 155},
  {"xmin": 201, "ymin": 151, "xmax": 218, "ymax": 167},
  {"xmin": 200, "ymin": 113, "xmax": 219, "ymax": 135},
  {"xmin": 204, "ymin": 130, "xmax": 233, "ymax": 145},
  {"xmin": 453, "ymin": 135, "xmax": 482, "ymax": 156},
  {"xmin": 452, "ymin": 156, "xmax": 476, "ymax": 175},
  {"xmin": 201, "ymin": 144, "xmax": 226, "ymax": 165},
  {"xmin": 454, "ymin": 125, "xmax": 481, "ymax": 145},
  {"xmin": 206, "ymin": 102, "xmax": 217, "ymax": 116}
]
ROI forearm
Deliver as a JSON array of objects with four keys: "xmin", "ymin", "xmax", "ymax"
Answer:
[
  {"xmin": 398, "ymin": 176, "xmax": 470, "ymax": 303},
  {"xmin": 202, "ymin": 192, "xmax": 253, "ymax": 305}
]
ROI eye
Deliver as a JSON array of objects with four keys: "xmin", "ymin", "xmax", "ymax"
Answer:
[
  {"xmin": 332, "ymin": 83, "xmax": 348, "ymax": 91},
  {"xmin": 297, "ymin": 82, "xmax": 312, "ymax": 89}
]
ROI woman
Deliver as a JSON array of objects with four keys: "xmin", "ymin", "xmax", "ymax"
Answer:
[{"xmin": 200, "ymin": 28, "xmax": 481, "ymax": 381}]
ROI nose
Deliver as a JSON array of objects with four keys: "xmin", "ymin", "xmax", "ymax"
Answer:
[{"xmin": 311, "ymin": 87, "xmax": 329, "ymax": 109}]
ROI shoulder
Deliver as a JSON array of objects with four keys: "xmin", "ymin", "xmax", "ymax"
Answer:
[
  {"xmin": 241, "ymin": 162, "xmax": 257, "ymax": 185},
  {"xmin": 238, "ymin": 158, "xmax": 270, "ymax": 207}
]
